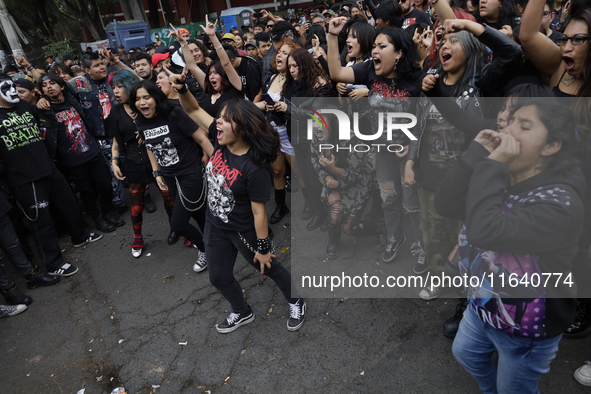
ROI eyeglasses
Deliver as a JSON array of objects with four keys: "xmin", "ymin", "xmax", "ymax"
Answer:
[
  {"xmin": 542, "ymin": 11, "xmax": 552, "ymax": 17},
  {"xmin": 557, "ymin": 35, "xmax": 591, "ymax": 46},
  {"xmin": 266, "ymin": 24, "xmax": 274, "ymax": 28}
]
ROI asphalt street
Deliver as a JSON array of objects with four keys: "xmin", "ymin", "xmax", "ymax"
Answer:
[{"xmin": 1, "ymin": 189, "xmax": 590, "ymax": 393}]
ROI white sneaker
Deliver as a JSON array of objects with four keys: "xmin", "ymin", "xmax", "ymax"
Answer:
[
  {"xmin": 131, "ymin": 248, "xmax": 143, "ymax": 258},
  {"xmin": 419, "ymin": 285, "xmax": 443, "ymax": 301},
  {"xmin": 575, "ymin": 361, "xmax": 591, "ymax": 386},
  {"xmin": 193, "ymin": 250, "xmax": 207, "ymax": 272}
]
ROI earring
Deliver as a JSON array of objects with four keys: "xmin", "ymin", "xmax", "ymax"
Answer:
[{"xmin": 394, "ymin": 57, "xmax": 400, "ymax": 70}]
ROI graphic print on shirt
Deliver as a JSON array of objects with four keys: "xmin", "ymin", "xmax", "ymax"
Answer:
[
  {"xmin": 459, "ymin": 184, "xmax": 572, "ymax": 338},
  {"xmin": 205, "ymin": 150, "xmax": 240, "ymax": 223},
  {"xmin": 54, "ymin": 107, "xmax": 92, "ymax": 154},
  {"xmin": 144, "ymin": 125, "xmax": 179, "ymax": 167},
  {"xmin": 98, "ymin": 91, "xmax": 112, "ymax": 119},
  {"xmin": 0, "ymin": 111, "xmax": 43, "ymax": 151}
]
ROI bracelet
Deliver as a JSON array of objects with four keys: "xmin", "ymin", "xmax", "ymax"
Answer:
[
  {"xmin": 328, "ymin": 31, "xmax": 339, "ymax": 36},
  {"xmin": 112, "ymin": 157, "xmax": 120, "ymax": 163},
  {"xmin": 257, "ymin": 237, "xmax": 271, "ymax": 255},
  {"xmin": 26, "ymin": 65, "xmax": 34, "ymax": 71},
  {"xmin": 174, "ymin": 84, "xmax": 189, "ymax": 94},
  {"xmin": 215, "ymin": 45, "xmax": 223, "ymax": 50},
  {"xmin": 152, "ymin": 170, "xmax": 162, "ymax": 177}
]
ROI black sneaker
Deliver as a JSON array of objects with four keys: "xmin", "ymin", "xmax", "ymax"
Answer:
[
  {"xmin": 93, "ymin": 217, "xmax": 115, "ymax": 233},
  {"xmin": 412, "ymin": 243, "xmax": 428, "ymax": 274},
  {"xmin": 0, "ymin": 304, "xmax": 27, "ymax": 318},
  {"xmin": 382, "ymin": 236, "xmax": 406, "ymax": 263},
  {"xmin": 564, "ymin": 299, "xmax": 591, "ymax": 339},
  {"xmin": 48, "ymin": 263, "xmax": 79, "ymax": 277},
  {"xmin": 193, "ymin": 251, "xmax": 208, "ymax": 272},
  {"xmin": 216, "ymin": 309, "xmax": 255, "ymax": 334},
  {"xmin": 287, "ymin": 299, "xmax": 306, "ymax": 331},
  {"xmin": 73, "ymin": 233, "xmax": 103, "ymax": 248},
  {"xmin": 373, "ymin": 231, "xmax": 388, "ymax": 254}
]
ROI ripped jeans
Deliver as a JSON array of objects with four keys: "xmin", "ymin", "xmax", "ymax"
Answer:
[
  {"xmin": 375, "ymin": 150, "xmax": 405, "ymax": 243},
  {"xmin": 399, "ymin": 156, "xmax": 421, "ymax": 248}
]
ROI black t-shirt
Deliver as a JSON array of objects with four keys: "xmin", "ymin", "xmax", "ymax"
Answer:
[
  {"xmin": 352, "ymin": 59, "xmax": 422, "ymax": 145},
  {"xmin": 51, "ymin": 101, "xmax": 100, "ymax": 167},
  {"xmin": 403, "ymin": 9, "xmax": 433, "ymax": 28},
  {"xmin": 0, "ymin": 100, "xmax": 54, "ymax": 187},
  {"xmin": 200, "ymin": 87, "xmax": 243, "ymax": 117},
  {"xmin": 205, "ymin": 119, "xmax": 273, "ymax": 231},
  {"xmin": 137, "ymin": 106, "xmax": 201, "ymax": 177},
  {"xmin": 236, "ymin": 59, "xmax": 248, "ymax": 92}
]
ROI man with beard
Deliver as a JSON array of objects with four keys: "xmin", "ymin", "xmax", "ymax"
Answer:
[
  {"xmin": 133, "ymin": 52, "xmax": 157, "ymax": 83},
  {"xmin": 0, "ymin": 75, "xmax": 103, "ymax": 277}
]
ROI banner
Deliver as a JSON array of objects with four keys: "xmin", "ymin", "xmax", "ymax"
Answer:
[
  {"xmin": 149, "ymin": 22, "xmax": 205, "ymax": 47},
  {"xmin": 80, "ymin": 39, "xmax": 110, "ymax": 52}
]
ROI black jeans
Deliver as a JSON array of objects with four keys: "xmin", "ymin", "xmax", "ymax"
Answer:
[
  {"xmin": 13, "ymin": 168, "xmax": 89, "ymax": 271},
  {"xmin": 165, "ymin": 170, "xmax": 206, "ymax": 252},
  {"xmin": 68, "ymin": 153, "xmax": 114, "ymax": 219},
  {"xmin": 204, "ymin": 220, "xmax": 297, "ymax": 314},
  {"xmin": 0, "ymin": 213, "xmax": 33, "ymax": 289}
]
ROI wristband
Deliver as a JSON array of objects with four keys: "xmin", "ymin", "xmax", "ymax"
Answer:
[
  {"xmin": 26, "ymin": 65, "xmax": 34, "ymax": 71},
  {"xmin": 257, "ymin": 237, "xmax": 270, "ymax": 255},
  {"xmin": 112, "ymin": 157, "xmax": 120, "ymax": 164},
  {"xmin": 215, "ymin": 45, "xmax": 223, "ymax": 50},
  {"xmin": 152, "ymin": 170, "xmax": 162, "ymax": 177},
  {"xmin": 174, "ymin": 84, "xmax": 189, "ymax": 94},
  {"xmin": 328, "ymin": 31, "xmax": 340, "ymax": 36}
]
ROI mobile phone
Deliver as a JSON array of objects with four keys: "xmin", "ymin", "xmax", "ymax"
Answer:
[
  {"xmin": 300, "ymin": 16, "xmax": 306, "ymax": 24},
  {"xmin": 253, "ymin": 12, "xmax": 263, "ymax": 18},
  {"xmin": 261, "ymin": 93, "xmax": 275, "ymax": 106}
]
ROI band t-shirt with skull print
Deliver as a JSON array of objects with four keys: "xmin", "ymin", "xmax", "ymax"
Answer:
[
  {"xmin": 137, "ymin": 106, "xmax": 201, "ymax": 177},
  {"xmin": 205, "ymin": 119, "xmax": 273, "ymax": 231}
]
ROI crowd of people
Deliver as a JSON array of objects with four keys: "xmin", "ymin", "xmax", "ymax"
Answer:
[{"xmin": 0, "ymin": 0, "xmax": 591, "ymax": 389}]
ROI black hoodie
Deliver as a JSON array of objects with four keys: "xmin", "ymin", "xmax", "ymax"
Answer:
[{"xmin": 435, "ymin": 141, "xmax": 585, "ymax": 339}]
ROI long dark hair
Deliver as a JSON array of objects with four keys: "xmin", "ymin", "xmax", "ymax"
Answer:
[
  {"xmin": 305, "ymin": 25, "xmax": 327, "ymax": 49},
  {"xmin": 474, "ymin": 0, "xmax": 520, "ymax": 28},
  {"xmin": 203, "ymin": 61, "xmax": 232, "ymax": 94},
  {"xmin": 282, "ymin": 48, "xmax": 331, "ymax": 98},
  {"xmin": 571, "ymin": 9, "xmax": 591, "ymax": 98},
  {"xmin": 379, "ymin": 27, "xmax": 422, "ymax": 80},
  {"xmin": 129, "ymin": 80, "xmax": 174, "ymax": 119},
  {"xmin": 348, "ymin": 22, "xmax": 376, "ymax": 60},
  {"xmin": 220, "ymin": 99, "xmax": 280, "ymax": 165}
]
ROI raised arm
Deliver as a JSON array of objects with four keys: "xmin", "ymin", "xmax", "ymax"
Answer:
[
  {"xmin": 201, "ymin": 16, "xmax": 243, "ymax": 91},
  {"xmin": 327, "ymin": 17, "xmax": 356, "ymax": 83},
  {"xmin": 169, "ymin": 73, "xmax": 215, "ymax": 132},
  {"xmin": 431, "ymin": 0, "xmax": 456, "ymax": 24},
  {"xmin": 13, "ymin": 54, "xmax": 42, "ymax": 83},
  {"xmin": 519, "ymin": 0, "xmax": 562, "ymax": 77},
  {"xmin": 168, "ymin": 24, "xmax": 206, "ymax": 88}
]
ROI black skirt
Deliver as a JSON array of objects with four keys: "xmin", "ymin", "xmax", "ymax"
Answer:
[{"xmin": 121, "ymin": 159, "xmax": 154, "ymax": 184}]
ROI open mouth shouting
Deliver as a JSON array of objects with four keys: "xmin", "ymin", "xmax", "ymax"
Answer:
[
  {"xmin": 441, "ymin": 51, "xmax": 452, "ymax": 65},
  {"xmin": 562, "ymin": 56, "xmax": 575, "ymax": 71}
]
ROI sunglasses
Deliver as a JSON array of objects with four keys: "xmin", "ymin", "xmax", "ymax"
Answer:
[{"xmin": 266, "ymin": 24, "xmax": 274, "ymax": 28}]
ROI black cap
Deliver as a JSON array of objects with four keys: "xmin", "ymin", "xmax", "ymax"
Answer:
[
  {"xmin": 15, "ymin": 78, "xmax": 35, "ymax": 91},
  {"xmin": 271, "ymin": 21, "xmax": 293, "ymax": 40},
  {"xmin": 154, "ymin": 46, "xmax": 169, "ymax": 54},
  {"xmin": 62, "ymin": 54, "xmax": 74, "ymax": 62}
]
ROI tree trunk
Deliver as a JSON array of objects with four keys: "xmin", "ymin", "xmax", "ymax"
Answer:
[
  {"xmin": 130, "ymin": 0, "xmax": 147, "ymax": 22},
  {"xmin": 147, "ymin": 0, "xmax": 159, "ymax": 28},
  {"xmin": 161, "ymin": 0, "xmax": 177, "ymax": 26},
  {"xmin": 46, "ymin": 0, "xmax": 78, "ymax": 39},
  {"xmin": 119, "ymin": 0, "xmax": 134, "ymax": 20}
]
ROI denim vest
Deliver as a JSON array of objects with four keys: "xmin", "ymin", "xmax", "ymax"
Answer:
[{"xmin": 67, "ymin": 74, "xmax": 115, "ymax": 138}]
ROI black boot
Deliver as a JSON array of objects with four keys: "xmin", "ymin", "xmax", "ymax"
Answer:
[
  {"xmin": 300, "ymin": 187, "xmax": 314, "ymax": 220},
  {"xmin": 443, "ymin": 298, "xmax": 468, "ymax": 339},
  {"xmin": 326, "ymin": 226, "xmax": 341, "ymax": 260},
  {"xmin": 167, "ymin": 230, "xmax": 180, "ymax": 245},
  {"xmin": 1, "ymin": 283, "xmax": 32, "ymax": 305},
  {"xmin": 564, "ymin": 299, "xmax": 591, "ymax": 339},
  {"xmin": 25, "ymin": 271, "xmax": 61, "ymax": 289},
  {"xmin": 144, "ymin": 192, "xmax": 157, "ymax": 213},
  {"xmin": 93, "ymin": 216, "xmax": 116, "ymax": 233},
  {"xmin": 104, "ymin": 210, "xmax": 125, "ymax": 227},
  {"xmin": 270, "ymin": 205, "xmax": 290, "ymax": 224}
]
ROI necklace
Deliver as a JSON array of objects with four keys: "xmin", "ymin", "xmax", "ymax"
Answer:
[
  {"xmin": 0, "ymin": 104, "xmax": 14, "ymax": 109},
  {"xmin": 50, "ymin": 98, "xmax": 65, "ymax": 104},
  {"xmin": 277, "ymin": 74, "xmax": 285, "ymax": 84}
]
